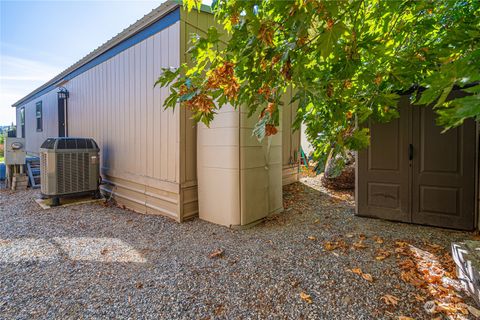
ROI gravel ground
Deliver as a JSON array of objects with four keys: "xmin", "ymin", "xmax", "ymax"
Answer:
[{"xmin": 0, "ymin": 177, "xmax": 478, "ymax": 319}]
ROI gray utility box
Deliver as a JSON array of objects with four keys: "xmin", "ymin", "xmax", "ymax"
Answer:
[
  {"xmin": 4, "ymin": 137, "xmax": 26, "ymax": 165},
  {"xmin": 40, "ymin": 137, "xmax": 100, "ymax": 204}
]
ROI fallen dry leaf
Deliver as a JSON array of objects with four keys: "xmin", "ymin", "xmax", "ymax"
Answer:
[
  {"xmin": 209, "ymin": 248, "xmax": 224, "ymax": 259},
  {"xmin": 300, "ymin": 292, "xmax": 312, "ymax": 304},
  {"xmin": 381, "ymin": 294, "xmax": 399, "ymax": 306},
  {"xmin": 308, "ymin": 236, "xmax": 317, "ymax": 241},
  {"xmin": 471, "ymin": 233, "xmax": 480, "ymax": 240},
  {"xmin": 375, "ymin": 249, "xmax": 391, "ymax": 261},
  {"xmin": 414, "ymin": 294, "xmax": 426, "ymax": 302},
  {"xmin": 398, "ymin": 317, "xmax": 414, "ymax": 320},
  {"xmin": 353, "ymin": 240, "xmax": 368, "ymax": 249},
  {"xmin": 426, "ymin": 243, "xmax": 443, "ymax": 250},
  {"xmin": 374, "ymin": 236, "xmax": 384, "ymax": 244},
  {"xmin": 349, "ymin": 268, "xmax": 363, "ymax": 275},
  {"xmin": 324, "ymin": 241, "xmax": 345, "ymax": 251},
  {"xmin": 362, "ymin": 273, "xmax": 374, "ymax": 282},
  {"xmin": 347, "ymin": 268, "xmax": 373, "ymax": 282},
  {"xmin": 395, "ymin": 241, "xmax": 409, "ymax": 247}
]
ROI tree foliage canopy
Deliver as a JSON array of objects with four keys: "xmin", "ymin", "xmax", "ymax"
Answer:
[{"xmin": 156, "ymin": 0, "xmax": 480, "ymax": 160}]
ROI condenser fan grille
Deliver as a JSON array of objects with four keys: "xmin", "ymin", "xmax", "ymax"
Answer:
[{"xmin": 56, "ymin": 153, "xmax": 90, "ymax": 194}]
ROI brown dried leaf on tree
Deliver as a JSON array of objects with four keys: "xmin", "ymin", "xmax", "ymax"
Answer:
[{"xmin": 258, "ymin": 23, "xmax": 274, "ymax": 46}]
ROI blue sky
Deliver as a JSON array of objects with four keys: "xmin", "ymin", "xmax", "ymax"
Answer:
[{"xmin": 0, "ymin": 0, "xmax": 181, "ymax": 126}]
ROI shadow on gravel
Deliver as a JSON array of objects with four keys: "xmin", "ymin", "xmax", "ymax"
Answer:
[{"xmin": 0, "ymin": 179, "xmax": 477, "ymax": 319}]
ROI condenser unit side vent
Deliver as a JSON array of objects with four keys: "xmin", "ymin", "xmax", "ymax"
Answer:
[{"xmin": 40, "ymin": 153, "xmax": 48, "ymax": 194}]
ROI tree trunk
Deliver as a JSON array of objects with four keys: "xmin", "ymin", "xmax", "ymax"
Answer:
[{"xmin": 321, "ymin": 150, "xmax": 355, "ymax": 190}]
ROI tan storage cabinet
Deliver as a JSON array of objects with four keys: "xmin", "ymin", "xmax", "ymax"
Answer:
[{"xmin": 197, "ymin": 106, "xmax": 283, "ymax": 227}]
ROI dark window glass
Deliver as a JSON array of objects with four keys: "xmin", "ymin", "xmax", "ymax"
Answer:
[
  {"xmin": 36, "ymin": 101, "xmax": 43, "ymax": 132},
  {"xmin": 20, "ymin": 108, "xmax": 25, "ymax": 125},
  {"xmin": 20, "ymin": 107, "xmax": 25, "ymax": 138}
]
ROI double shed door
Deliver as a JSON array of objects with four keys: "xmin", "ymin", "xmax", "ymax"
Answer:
[{"xmin": 357, "ymin": 95, "xmax": 476, "ymax": 230}]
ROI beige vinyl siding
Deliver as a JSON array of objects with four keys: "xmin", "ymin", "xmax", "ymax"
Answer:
[
  {"xmin": 64, "ymin": 22, "xmax": 180, "ymax": 182},
  {"xmin": 17, "ymin": 90, "xmax": 58, "ymax": 154},
  {"xmin": 15, "ymin": 5, "xmax": 300, "ymax": 224},
  {"xmin": 178, "ymin": 9, "xmax": 219, "ymax": 220},
  {"xmin": 15, "ymin": 21, "xmax": 184, "ymax": 220},
  {"xmin": 61, "ymin": 22, "xmax": 182, "ymax": 219}
]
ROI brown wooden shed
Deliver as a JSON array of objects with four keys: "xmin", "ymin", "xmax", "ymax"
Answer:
[{"xmin": 356, "ymin": 90, "xmax": 478, "ymax": 230}]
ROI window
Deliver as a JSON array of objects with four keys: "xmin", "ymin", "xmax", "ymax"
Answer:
[
  {"xmin": 36, "ymin": 101, "xmax": 42, "ymax": 132},
  {"xmin": 20, "ymin": 107, "xmax": 25, "ymax": 126},
  {"xmin": 20, "ymin": 107, "xmax": 25, "ymax": 138}
]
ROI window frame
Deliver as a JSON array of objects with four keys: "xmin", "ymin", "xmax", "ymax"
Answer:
[
  {"xmin": 20, "ymin": 107, "xmax": 25, "ymax": 138},
  {"xmin": 36, "ymin": 101, "xmax": 43, "ymax": 132},
  {"xmin": 20, "ymin": 107, "xmax": 25, "ymax": 126}
]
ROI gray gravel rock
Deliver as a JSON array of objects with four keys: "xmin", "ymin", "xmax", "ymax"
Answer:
[{"xmin": 0, "ymin": 178, "xmax": 476, "ymax": 319}]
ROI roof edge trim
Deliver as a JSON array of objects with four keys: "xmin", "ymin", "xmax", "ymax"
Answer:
[{"xmin": 12, "ymin": 1, "xmax": 182, "ymax": 107}]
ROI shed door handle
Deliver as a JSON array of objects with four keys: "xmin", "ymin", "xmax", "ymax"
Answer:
[{"xmin": 408, "ymin": 144, "xmax": 413, "ymax": 161}]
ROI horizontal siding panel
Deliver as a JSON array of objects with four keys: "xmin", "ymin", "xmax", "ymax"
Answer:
[
  {"xmin": 18, "ymin": 90, "xmax": 58, "ymax": 154},
  {"xmin": 18, "ymin": 22, "xmax": 185, "ymax": 220}
]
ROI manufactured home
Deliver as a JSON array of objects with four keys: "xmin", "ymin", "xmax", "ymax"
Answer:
[
  {"xmin": 16, "ymin": 1, "xmax": 476, "ymax": 231},
  {"xmin": 12, "ymin": 1, "xmax": 300, "ymax": 227}
]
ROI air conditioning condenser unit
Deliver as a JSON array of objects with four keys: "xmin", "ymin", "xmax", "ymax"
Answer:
[{"xmin": 40, "ymin": 137, "xmax": 100, "ymax": 206}]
